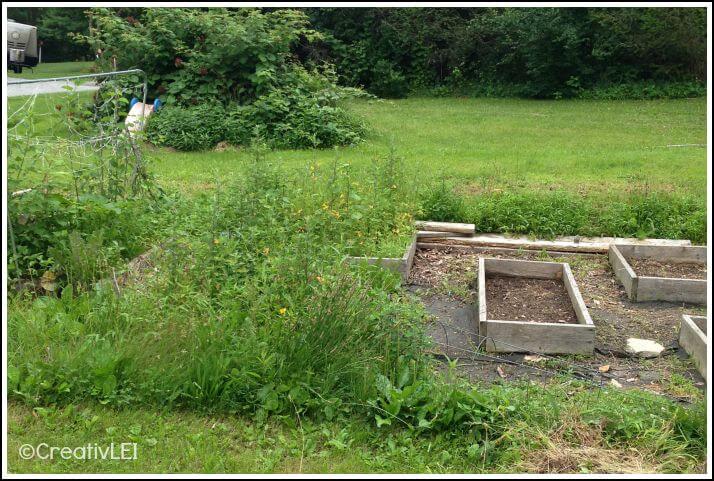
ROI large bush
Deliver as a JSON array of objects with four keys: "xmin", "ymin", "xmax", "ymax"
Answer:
[
  {"xmin": 84, "ymin": 7, "xmax": 368, "ymax": 150},
  {"xmin": 146, "ymin": 67, "xmax": 368, "ymax": 150}
]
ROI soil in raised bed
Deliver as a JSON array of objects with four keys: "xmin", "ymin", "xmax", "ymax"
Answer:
[
  {"xmin": 627, "ymin": 258, "xmax": 707, "ymax": 280},
  {"xmin": 486, "ymin": 275, "xmax": 578, "ymax": 324}
]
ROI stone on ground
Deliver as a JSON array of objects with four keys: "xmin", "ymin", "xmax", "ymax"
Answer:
[{"xmin": 625, "ymin": 338, "xmax": 665, "ymax": 358}]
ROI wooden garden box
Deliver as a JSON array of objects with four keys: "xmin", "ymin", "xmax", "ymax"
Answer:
[
  {"xmin": 477, "ymin": 258, "xmax": 595, "ymax": 355},
  {"xmin": 345, "ymin": 234, "xmax": 417, "ymax": 282},
  {"xmin": 608, "ymin": 244, "xmax": 707, "ymax": 304},
  {"xmin": 679, "ymin": 314, "xmax": 708, "ymax": 383}
]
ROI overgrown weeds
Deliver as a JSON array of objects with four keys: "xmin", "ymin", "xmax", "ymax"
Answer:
[
  {"xmin": 8, "ymin": 148, "xmax": 426, "ymax": 420},
  {"xmin": 419, "ymin": 184, "xmax": 706, "ymax": 243}
]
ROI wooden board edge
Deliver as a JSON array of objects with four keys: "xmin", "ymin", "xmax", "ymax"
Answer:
[
  {"xmin": 563, "ymin": 263, "xmax": 594, "ymax": 326},
  {"xmin": 609, "ymin": 244, "xmax": 637, "ymax": 300},
  {"xmin": 478, "ymin": 257, "xmax": 487, "ymax": 337}
]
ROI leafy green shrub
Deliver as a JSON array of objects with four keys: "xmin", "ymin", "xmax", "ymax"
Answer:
[
  {"xmin": 599, "ymin": 191, "xmax": 707, "ymax": 243},
  {"xmin": 8, "ymin": 192, "xmax": 152, "ymax": 287},
  {"xmin": 471, "ymin": 191, "xmax": 592, "ymax": 238},
  {"xmin": 145, "ymin": 65, "xmax": 369, "ymax": 151},
  {"xmin": 8, "ymin": 86, "xmax": 158, "ymax": 288},
  {"xmin": 8, "ymin": 151, "xmax": 424, "ymax": 414},
  {"xmin": 579, "ymin": 81, "xmax": 706, "ymax": 100},
  {"xmin": 246, "ymin": 89, "xmax": 367, "ymax": 149},
  {"xmin": 370, "ymin": 372, "xmax": 508, "ymax": 435},
  {"xmin": 418, "ymin": 181, "xmax": 468, "ymax": 223},
  {"xmin": 417, "ymin": 187, "xmax": 706, "ymax": 243},
  {"xmin": 86, "ymin": 8, "xmax": 369, "ymax": 151},
  {"xmin": 48, "ymin": 230, "xmax": 118, "ymax": 291},
  {"xmin": 145, "ymin": 103, "xmax": 227, "ymax": 151},
  {"xmin": 311, "ymin": 8, "xmax": 706, "ymax": 99}
]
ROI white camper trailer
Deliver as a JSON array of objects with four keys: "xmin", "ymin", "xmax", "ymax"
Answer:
[{"xmin": 7, "ymin": 19, "xmax": 39, "ymax": 73}]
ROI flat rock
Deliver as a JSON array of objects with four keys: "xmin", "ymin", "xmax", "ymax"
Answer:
[{"xmin": 625, "ymin": 338, "xmax": 665, "ymax": 358}]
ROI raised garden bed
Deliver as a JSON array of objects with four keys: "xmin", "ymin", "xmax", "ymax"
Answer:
[
  {"xmin": 477, "ymin": 257, "xmax": 595, "ymax": 355},
  {"xmin": 679, "ymin": 314, "xmax": 708, "ymax": 383},
  {"xmin": 609, "ymin": 244, "xmax": 707, "ymax": 304},
  {"xmin": 345, "ymin": 233, "xmax": 417, "ymax": 282}
]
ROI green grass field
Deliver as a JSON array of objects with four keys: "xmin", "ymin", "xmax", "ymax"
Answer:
[
  {"xmin": 8, "ymin": 61, "xmax": 94, "ymax": 80},
  {"xmin": 10, "ymin": 93, "xmax": 706, "ymax": 197},
  {"xmin": 150, "ymin": 97, "xmax": 706, "ymax": 196},
  {"xmin": 7, "ymin": 383, "xmax": 706, "ymax": 474}
]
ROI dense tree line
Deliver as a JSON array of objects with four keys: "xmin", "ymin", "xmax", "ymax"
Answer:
[
  {"xmin": 305, "ymin": 7, "xmax": 707, "ymax": 98},
  {"xmin": 8, "ymin": 6, "xmax": 706, "ymax": 98}
]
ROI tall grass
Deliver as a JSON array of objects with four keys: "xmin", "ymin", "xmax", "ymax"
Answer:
[
  {"xmin": 8, "ymin": 150, "xmax": 427, "ymax": 419},
  {"xmin": 420, "ymin": 185, "xmax": 706, "ymax": 243}
]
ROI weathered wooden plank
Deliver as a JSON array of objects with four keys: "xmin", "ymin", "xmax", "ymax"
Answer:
[
  {"xmin": 478, "ymin": 257, "xmax": 488, "ymax": 338},
  {"xmin": 401, "ymin": 233, "xmax": 418, "ymax": 279},
  {"xmin": 608, "ymin": 245, "xmax": 637, "ymax": 300},
  {"xmin": 429, "ymin": 234, "xmax": 691, "ymax": 254},
  {"xmin": 563, "ymin": 263, "xmax": 594, "ymax": 326},
  {"xmin": 483, "ymin": 257, "xmax": 563, "ymax": 279},
  {"xmin": 619, "ymin": 244, "xmax": 707, "ymax": 263},
  {"xmin": 345, "ymin": 234, "xmax": 417, "ymax": 282},
  {"xmin": 416, "ymin": 242, "xmax": 601, "ymax": 258},
  {"xmin": 414, "ymin": 221, "xmax": 475, "ymax": 235},
  {"xmin": 481, "ymin": 320, "xmax": 595, "ymax": 355},
  {"xmin": 679, "ymin": 314, "xmax": 708, "ymax": 382},
  {"xmin": 417, "ymin": 230, "xmax": 472, "ymax": 239},
  {"xmin": 637, "ymin": 276, "xmax": 707, "ymax": 304}
]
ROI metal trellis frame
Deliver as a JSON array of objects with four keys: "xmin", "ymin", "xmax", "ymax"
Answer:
[{"xmin": 10, "ymin": 68, "xmax": 149, "ymax": 125}]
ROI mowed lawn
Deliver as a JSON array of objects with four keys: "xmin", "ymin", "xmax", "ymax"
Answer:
[
  {"xmin": 150, "ymin": 97, "xmax": 707, "ymax": 197},
  {"xmin": 8, "ymin": 60, "xmax": 94, "ymax": 80},
  {"xmin": 9, "ymin": 92, "xmax": 707, "ymax": 196}
]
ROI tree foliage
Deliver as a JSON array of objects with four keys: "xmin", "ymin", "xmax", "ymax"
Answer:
[
  {"xmin": 307, "ymin": 7, "xmax": 707, "ymax": 98},
  {"xmin": 8, "ymin": 6, "xmax": 705, "ymax": 99}
]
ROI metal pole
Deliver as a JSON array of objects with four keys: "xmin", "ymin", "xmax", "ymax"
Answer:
[
  {"xmin": 9, "ymin": 68, "xmax": 146, "ymax": 85},
  {"xmin": 141, "ymin": 72, "xmax": 148, "ymax": 128}
]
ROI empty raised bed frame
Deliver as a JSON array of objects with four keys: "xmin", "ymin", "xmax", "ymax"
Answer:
[
  {"xmin": 609, "ymin": 244, "xmax": 707, "ymax": 304},
  {"xmin": 477, "ymin": 258, "xmax": 595, "ymax": 355},
  {"xmin": 345, "ymin": 234, "xmax": 417, "ymax": 282},
  {"xmin": 679, "ymin": 314, "xmax": 708, "ymax": 383}
]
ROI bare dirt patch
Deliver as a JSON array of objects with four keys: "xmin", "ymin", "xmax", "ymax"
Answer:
[
  {"xmin": 627, "ymin": 258, "xmax": 707, "ymax": 280},
  {"xmin": 486, "ymin": 276, "xmax": 578, "ymax": 324}
]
